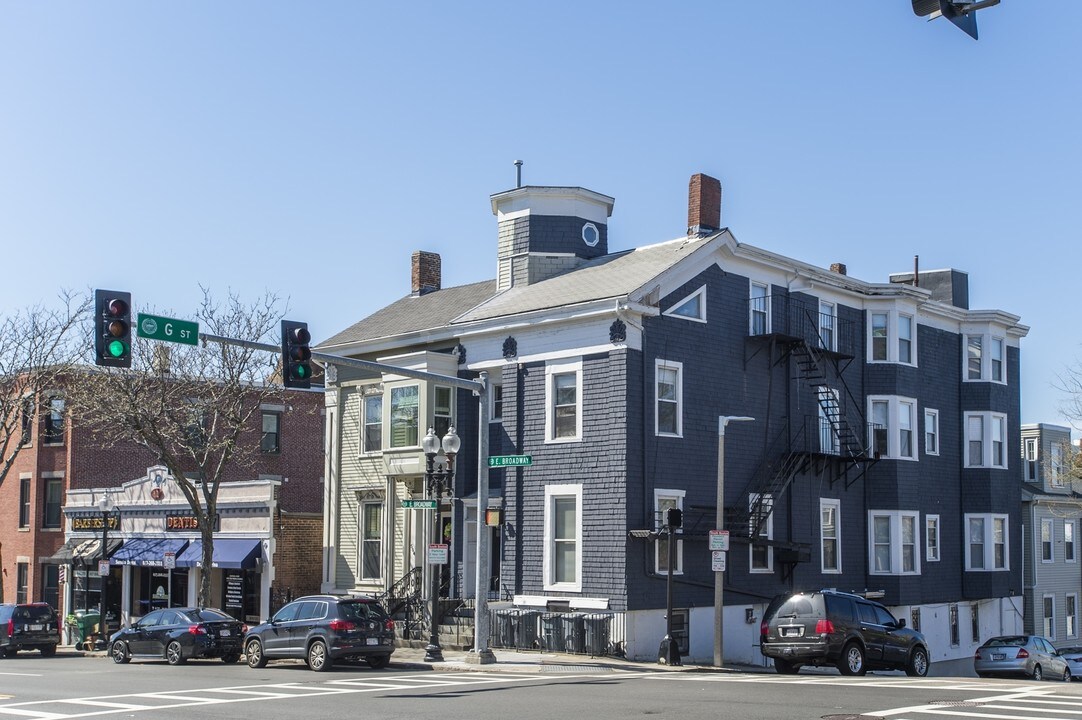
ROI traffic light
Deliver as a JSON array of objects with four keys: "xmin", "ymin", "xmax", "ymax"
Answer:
[
  {"xmin": 280, "ymin": 320, "xmax": 312, "ymax": 389},
  {"xmin": 666, "ymin": 507, "xmax": 682, "ymax": 529},
  {"xmin": 94, "ymin": 289, "xmax": 132, "ymax": 368}
]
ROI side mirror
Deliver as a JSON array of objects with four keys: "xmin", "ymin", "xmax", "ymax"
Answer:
[{"xmin": 896, "ymin": 618, "xmax": 907, "ymax": 629}]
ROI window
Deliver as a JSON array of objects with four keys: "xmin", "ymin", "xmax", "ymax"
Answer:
[
  {"xmin": 1025, "ymin": 437, "xmax": 1038, "ymax": 482},
  {"xmin": 924, "ymin": 409, "xmax": 939, "ymax": 456},
  {"xmin": 820, "ymin": 498, "xmax": 841, "ymax": 573},
  {"xmin": 42, "ymin": 565, "xmax": 59, "ymax": 611},
  {"xmin": 1042, "ymin": 519, "xmax": 1054, "ymax": 562},
  {"xmin": 750, "ymin": 494, "xmax": 774, "ymax": 573},
  {"xmin": 991, "ymin": 338, "xmax": 1004, "ymax": 382},
  {"xmin": 19, "ymin": 477, "xmax": 30, "ymax": 528},
  {"xmin": 819, "ymin": 301, "xmax": 835, "ymax": 351},
  {"xmin": 1068, "ymin": 522, "xmax": 1076, "ymax": 562},
  {"xmin": 43, "ymin": 479, "xmax": 62, "ymax": 529},
  {"xmin": 491, "ymin": 384, "xmax": 503, "ymax": 422},
  {"xmin": 967, "ymin": 335, "xmax": 982, "ymax": 380},
  {"xmin": 664, "ymin": 286, "xmax": 706, "ymax": 323},
  {"xmin": 926, "ymin": 514, "xmax": 940, "ymax": 562},
  {"xmin": 1044, "ymin": 596, "xmax": 1055, "ymax": 639},
  {"xmin": 1069, "ymin": 594, "xmax": 1078, "ymax": 639},
  {"xmin": 868, "ymin": 510, "xmax": 921, "ymax": 575},
  {"xmin": 966, "ymin": 513, "xmax": 1008, "ymax": 571},
  {"xmin": 750, "ymin": 282, "xmax": 770, "ymax": 335},
  {"xmin": 545, "ymin": 360, "xmax": 582, "ymax": 442},
  {"xmin": 363, "ymin": 395, "xmax": 382, "ymax": 453},
  {"xmin": 43, "ymin": 396, "xmax": 65, "ymax": 444},
  {"xmin": 950, "ymin": 604, "xmax": 960, "ymax": 647},
  {"xmin": 359, "ymin": 500, "xmax": 383, "ymax": 581},
  {"xmin": 1051, "ymin": 442, "xmax": 1067, "ymax": 486},
  {"xmin": 389, "ymin": 385, "xmax": 419, "ymax": 448},
  {"xmin": 16, "ymin": 563, "xmax": 28, "ymax": 604},
  {"xmin": 965, "ymin": 333, "xmax": 1007, "ymax": 383},
  {"xmin": 867, "ymin": 396, "xmax": 918, "ymax": 460},
  {"xmin": 20, "ymin": 397, "xmax": 34, "ymax": 443},
  {"xmin": 971, "ymin": 603, "xmax": 980, "ymax": 644},
  {"xmin": 898, "ymin": 314, "xmax": 913, "ymax": 364},
  {"xmin": 965, "ymin": 412, "xmax": 1009, "ymax": 468},
  {"xmin": 818, "ymin": 387, "xmax": 840, "ymax": 455},
  {"xmin": 654, "ymin": 490, "xmax": 685, "ymax": 575},
  {"xmin": 871, "ymin": 313, "xmax": 888, "ymax": 361},
  {"xmin": 655, "ymin": 360, "xmax": 682, "ymax": 437},
  {"xmin": 867, "ymin": 309, "xmax": 917, "ymax": 365},
  {"xmin": 544, "ymin": 484, "xmax": 581, "ymax": 591},
  {"xmin": 260, "ymin": 412, "xmax": 280, "ymax": 453},
  {"xmin": 433, "ymin": 386, "xmax": 453, "ymax": 439}
]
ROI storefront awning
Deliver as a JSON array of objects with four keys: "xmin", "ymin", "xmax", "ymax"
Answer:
[
  {"xmin": 43, "ymin": 538, "xmax": 123, "ymax": 564},
  {"xmin": 109, "ymin": 538, "xmax": 189, "ymax": 567},
  {"xmin": 175, "ymin": 539, "xmax": 262, "ymax": 569}
]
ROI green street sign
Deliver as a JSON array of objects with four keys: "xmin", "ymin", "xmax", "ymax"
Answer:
[
  {"xmin": 488, "ymin": 455, "xmax": 533, "ymax": 468},
  {"xmin": 137, "ymin": 313, "xmax": 199, "ymax": 346},
  {"xmin": 402, "ymin": 499, "xmax": 438, "ymax": 510}
]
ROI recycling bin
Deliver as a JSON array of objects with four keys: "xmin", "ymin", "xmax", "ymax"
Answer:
[
  {"xmin": 513, "ymin": 609, "xmax": 539, "ymax": 650},
  {"xmin": 540, "ymin": 612, "xmax": 564, "ymax": 652},
  {"xmin": 583, "ymin": 613, "xmax": 611, "ymax": 656},
  {"xmin": 493, "ymin": 609, "xmax": 516, "ymax": 648},
  {"xmin": 561, "ymin": 612, "xmax": 585, "ymax": 654}
]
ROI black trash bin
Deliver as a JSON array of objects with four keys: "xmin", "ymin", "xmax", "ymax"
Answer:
[
  {"xmin": 514, "ymin": 610, "xmax": 539, "ymax": 650},
  {"xmin": 561, "ymin": 613, "xmax": 585, "ymax": 654},
  {"xmin": 583, "ymin": 613, "xmax": 610, "ymax": 656},
  {"xmin": 540, "ymin": 612, "xmax": 564, "ymax": 652},
  {"xmin": 493, "ymin": 609, "xmax": 516, "ymax": 649}
]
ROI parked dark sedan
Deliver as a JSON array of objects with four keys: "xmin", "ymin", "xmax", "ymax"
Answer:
[{"xmin": 109, "ymin": 607, "xmax": 245, "ymax": 665}]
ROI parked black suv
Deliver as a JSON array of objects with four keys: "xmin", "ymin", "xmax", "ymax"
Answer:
[
  {"xmin": 243, "ymin": 595, "xmax": 395, "ymax": 672},
  {"xmin": 0, "ymin": 603, "xmax": 60, "ymax": 657},
  {"xmin": 760, "ymin": 590, "xmax": 929, "ymax": 676}
]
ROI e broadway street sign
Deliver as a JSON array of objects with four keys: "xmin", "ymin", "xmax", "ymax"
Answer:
[
  {"xmin": 401, "ymin": 499, "xmax": 438, "ymax": 510},
  {"xmin": 488, "ymin": 455, "xmax": 533, "ymax": 468}
]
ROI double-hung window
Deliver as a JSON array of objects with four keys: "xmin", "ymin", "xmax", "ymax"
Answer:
[
  {"xmin": 750, "ymin": 282, "xmax": 770, "ymax": 335},
  {"xmin": 43, "ymin": 478, "xmax": 62, "ymax": 529},
  {"xmin": 655, "ymin": 360, "xmax": 682, "ymax": 437},
  {"xmin": 389, "ymin": 385, "xmax": 419, "ymax": 448},
  {"xmin": 867, "ymin": 310, "xmax": 917, "ymax": 365},
  {"xmin": 1041, "ymin": 518, "xmax": 1054, "ymax": 562},
  {"xmin": 750, "ymin": 494, "xmax": 774, "ymax": 572},
  {"xmin": 655, "ymin": 490, "xmax": 685, "ymax": 574},
  {"xmin": 819, "ymin": 387, "xmax": 841, "ymax": 455},
  {"xmin": 871, "ymin": 313, "xmax": 888, "ymax": 361},
  {"xmin": 260, "ymin": 411, "xmax": 281, "ymax": 453},
  {"xmin": 926, "ymin": 514, "xmax": 940, "ymax": 562},
  {"xmin": 1067, "ymin": 521, "xmax": 1076, "ymax": 562},
  {"xmin": 359, "ymin": 500, "xmax": 383, "ymax": 581},
  {"xmin": 966, "ymin": 514, "xmax": 1008, "ymax": 571},
  {"xmin": 491, "ymin": 384, "xmax": 503, "ymax": 422},
  {"xmin": 965, "ymin": 412, "xmax": 1008, "ymax": 468},
  {"xmin": 867, "ymin": 396, "xmax": 918, "ymax": 460},
  {"xmin": 1024, "ymin": 437, "xmax": 1038, "ymax": 482},
  {"xmin": 1051, "ymin": 443, "xmax": 1066, "ymax": 486},
  {"xmin": 820, "ymin": 498, "xmax": 841, "ymax": 573},
  {"xmin": 363, "ymin": 395, "xmax": 383, "ymax": 453},
  {"xmin": 16, "ymin": 563, "xmax": 28, "ymax": 604},
  {"xmin": 898, "ymin": 315, "xmax": 913, "ymax": 364},
  {"xmin": 545, "ymin": 359, "xmax": 582, "ymax": 442},
  {"xmin": 965, "ymin": 333, "xmax": 1007, "ymax": 384},
  {"xmin": 868, "ymin": 510, "xmax": 920, "ymax": 575},
  {"xmin": 819, "ymin": 301, "xmax": 836, "ymax": 351},
  {"xmin": 19, "ymin": 477, "xmax": 30, "ymax": 528},
  {"xmin": 1069, "ymin": 594, "xmax": 1079, "ymax": 639},
  {"xmin": 924, "ymin": 409, "xmax": 939, "ymax": 456},
  {"xmin": 433, "ymin": 386, "xmax": 453, "ymax": 439},
  {"xmin": 1044, "ymin": 596, "xmax": 1056, "ymax": 638},
  {"xmin": 544, "ymin": 484, "xmax": 582, "ymax": 591},
  {"xmin": 43, "ymin": 396, "xmax": 65, "ymax": 445}
]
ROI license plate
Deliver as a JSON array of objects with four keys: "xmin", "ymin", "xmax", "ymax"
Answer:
[
  {"xmin": 29, "ymin": 624, "xmax": 43, "ymax": 631},
  {"xmin": 220, "ymin": 629, "xmax": 231, "ymax": 636},
  {"xmin": 366, "ymin": 637, "xmax": 379, "ymax": 645},
  {"xmin": 992, "ymin": 652, "xmax": 1006, "ymax": 660},
  {"xmin": 782, "ymin": 627, "xmax": 802, "ymax": 637}
]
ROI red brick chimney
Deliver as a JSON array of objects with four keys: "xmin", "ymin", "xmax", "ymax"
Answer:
[
  {"xmin": 688, "ymin": 173, "xmax": 722, "ymax": 236},
  {"xmin": 411, "ymin": 251, "xmax": 441, "ymax": 296}
]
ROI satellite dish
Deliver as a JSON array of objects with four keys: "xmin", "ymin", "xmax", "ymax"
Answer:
[{"xmin": 912, "ymin": 0, "xmax": 1001, "ymax": 40}]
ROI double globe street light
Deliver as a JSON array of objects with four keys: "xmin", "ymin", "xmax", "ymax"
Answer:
[
  {"xmin": 96, "ymin": 494, "xmax": 117, "ymax": 650},
  {"xmin": 422, "ymin": 426, "xmax": 461, "ymax": 663}
]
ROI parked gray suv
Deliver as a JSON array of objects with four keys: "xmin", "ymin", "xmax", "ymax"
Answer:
[
  {"xmin": 760, "ymin": 590, "xmax": 929, "ymax": 676},
  {"xmin": 243, "ymin": 595, "xmax": 395, "ymax": 672}
]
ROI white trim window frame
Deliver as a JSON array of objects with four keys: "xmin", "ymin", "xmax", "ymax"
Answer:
[
  {"xmin": 924, "ymin": 408, "xmax": 939, "ymax": 456},
  {"xmin": 867, "ymin": 309, "xmax": 918, "ymax": 366},
  {"xmin": 358, "ymin": 499, "xmax": 384, "ymax": 582},
  {"xmin": 1041, "ymin": 518, "xmax": 1054, "ymax": 563},
  {"xmin": 543, "ymin": 483, "xmax": 583, "ymax": 592},
  {"xmin": 819, "ymin": 301, "xmax": 836, "ymax": 351},
  {"xmin": 545, "ymin": 359, "xmax": 583, "ymax": 443},
  {"xmin": 1067, "ymin": 521, "xmax": 1076, "ymax": 563},
  {"xmin": 362, "ymin": 394, "xmax": 383, "ymax": 454},
  {"xmin": 1024, "ymin": 437, "xmax": 1038, "ymax": 482},
  {"xmin": 867, "ymin": 396, "xmax": 918, "ymax": 461},
  {"xmin": 964, "ymin": 332, "xmax": 1008, "ymax": 385},
  {"xmin": 868, "ymin": 510, "xmax": 921, "ymax": 576},
  {"xmin": 663, "ymin": 286, "xmax": 707, "ymax": 323},
  {"xmin": 654, "ymin": 489, "xmax": 685, "ymax": 575},
  {"xmin": 1068, "ymin": 593, "xmax": 1078, "ymax": 639},
  {"xmin": 654, "ymin": 359, "xmax": 683, "ymax": 437},
  {"xmin": 490, "ymin": 383, "xmax": 503, "ymax": 423},
  {"xmin": 749, "ymin": 493, "xmax": 774, "ymax": 573},
  {"xmin": 820, "ymin": 498, "xmax": 841, "ymax": 573},
  {"xmin": 926, "ymin": 514, "xmax": 940, "ymax": 562},
  {"xmin": 1051, "ymin": 443, "xmax": 1067, "ymax": 487},
  {"xmin": 1044, "ymin": 595, "xmax": 1056, "ymax": 639},
  {"xmin": 964, "ymin": 412, "xmax": 1008, "ymax": 469},
  {"xmin": 750, "ymin": 282, "xmax": 771, "ymax": 336},
  {"xmin": 965, "ymin": 513, "xmax": 1009, "ymax": 571}
]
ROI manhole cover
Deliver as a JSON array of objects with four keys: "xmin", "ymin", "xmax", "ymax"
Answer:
[{"xmin": 822, "ymin": 715, "xmax": 884, "ymax": 720}]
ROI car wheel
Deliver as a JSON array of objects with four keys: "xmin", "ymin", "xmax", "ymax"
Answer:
[
  {"xmin": 245, "ymin": 639, "xmax": 267, "ymax": 668},
  {"xmin": 39, "ymin": 644, "xmax": 57, "ymax": 658},
  {"xmin": 906, "ymin": 646, "xmax": 929, "ymax": 677},
  {"xmin": 1033, "ymin": 664, "xmax": 1044, "ymax": 681},
  {"xmin": 773, "ymin": 658, "xmax": 800, "ymax": 675},
  {"xmin": 838, "ymin": 642, "xmax": 866, "ymax": 676},
  {"xmin": 1063, "ymin": 667, "xmax": 1072, "ymax": 682},
  {"xmin": 222, "ymin": 653, "xmax": 241, "ymax": 664},
  {"xmin": 2, "ymin": 647, "xmax": 17, "ymax": 658},
  {"xmin": 308, "ymin": 640, "xmax": 332, "ymax": 672},
  {"xmin": 111, "ymin": 641, "xmax": 130, "ymax": 664},
  {"xmin": 366, "ymin": 654, "xmax": 391, "ymax": 670},
  {"xmin": 166, "ymin": 640, "xmax": 187, "ymax": 666}
]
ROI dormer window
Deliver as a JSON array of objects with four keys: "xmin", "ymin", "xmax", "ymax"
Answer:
[{"xmin": 663, "ymin": 286, "xmax": 706, "ymax": 323}]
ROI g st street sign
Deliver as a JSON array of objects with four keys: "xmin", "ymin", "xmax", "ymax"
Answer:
[
  {"xmin": 138, "ymin": 313, "xmax": 199, "ymax": 346},
  {"xmin": 488, "ymin": 455, "xmax": 533, "ymax": 468}
]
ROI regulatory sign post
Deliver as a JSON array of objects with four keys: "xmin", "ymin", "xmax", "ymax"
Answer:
[
  {"xmin": 488, "ymin": 455, "xmax": 533, "ymax": 468},
  {"xmin": 427, "ymin": 544, "xmax": 449, "ymax": 565},
  {"xmin": 711, "ymin": 551, "xmax": 726, "ymax": 572},
  {"xmin": 137, "ymin": 313, "xmax": 199, "ymax": 346},
  {"xmin": 709, "ymin": 530, "xmax": 730, "ymax": 552},
  {"xmin": 163, "ymin": 551, "xmax": 176, "ymax": 570}
]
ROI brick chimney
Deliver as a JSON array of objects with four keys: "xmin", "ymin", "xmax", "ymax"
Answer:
[
  {"xmin": 687, "ymin": 173, "xmax": 721, "ymax": 236},
  {"xmin": 411, "ymin": 251, "xmax": 441, "ymax": 296}
]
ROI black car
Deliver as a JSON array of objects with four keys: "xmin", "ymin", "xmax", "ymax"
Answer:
[
  {"xmin": 109, "ymin": 607, "xmax": 245, "ymax": 665},
  {"xmin": 243, "ymin": 594, "xmax": 395, "ymax": 672},
  {"xmin": 0, "ymin": 603, "xmax": 60, "ymax": 657},
  {"xmin": 760, "ymin": 590, "xmax": 930, "ymax": 677}
]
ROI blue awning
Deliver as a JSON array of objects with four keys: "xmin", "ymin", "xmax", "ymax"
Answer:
[
  {"xmin": 109, "ymin": 538, "xmax": 189, "ymax": 567},
  {"xmin": 175, "ymin": 539, "xmax": 262, "ymax": 570}
]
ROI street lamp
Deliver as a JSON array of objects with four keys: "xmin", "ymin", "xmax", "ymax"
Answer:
[
  {"xmin": 422, "ymin": 426, "xmax": 460, "ymax": 663},
  {"xmin": 96, "ymin": 495, "xmax": 116, "ymax": 651},
  {"xmin": 715, "ymin": 415, "xmax": 753, "ymax": 668}
]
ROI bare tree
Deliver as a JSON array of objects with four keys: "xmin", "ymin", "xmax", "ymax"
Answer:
[{"xmin": 69, "ymin": 289, "xmax": 289, "ymax": 607}]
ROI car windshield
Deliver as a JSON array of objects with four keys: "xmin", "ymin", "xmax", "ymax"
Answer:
[
  {"xmin": 188, "ymin": 609, "xmax": 235, "ymax": 622},
  {"xmin": 340, "ymin": 601, "xmax": 388, "ymax": 621},
  {"xmin": 985, "ymin": 636, "xmax": 1028, "ymax": 647}
]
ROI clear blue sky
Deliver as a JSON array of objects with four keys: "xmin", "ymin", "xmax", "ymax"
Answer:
[{"xmin": 1, "ymin": 2, "xmax": 1077, "ymax": 431}]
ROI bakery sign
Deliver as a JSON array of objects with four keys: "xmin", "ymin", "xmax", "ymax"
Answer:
[{"xmin": 165, "ymin": 513, "xmax": 220, "ymax": 532}]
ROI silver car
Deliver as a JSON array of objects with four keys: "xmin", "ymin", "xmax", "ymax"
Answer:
[
  {"xmin": 974, "ymin": 635, "xmax": 1071, "ymax": 681},
  {"xmin": 1057, "ymin": 645, "xmax": 1082, "ymax": 681}
]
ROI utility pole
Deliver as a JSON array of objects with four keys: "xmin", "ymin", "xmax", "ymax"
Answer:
[{"xmin": 715, "ymin": 415, "xmax": 754, "ymax": 668}]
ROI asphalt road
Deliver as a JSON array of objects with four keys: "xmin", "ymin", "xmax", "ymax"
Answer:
[{"xmin": 4, "ymin": 653, "xmax": 1082, "ymax": 720}]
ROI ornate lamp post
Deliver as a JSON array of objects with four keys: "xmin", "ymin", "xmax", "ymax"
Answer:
[
  {"xmin": 96, "ymin": 495, "xmax": 116, "ymax": 650},
  {"xmin": 422, "ymin": 426, "xmax": 460, "ymax": 663}
]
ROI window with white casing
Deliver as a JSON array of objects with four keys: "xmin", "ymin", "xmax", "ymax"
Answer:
[
  {"xmin": 1025, "ymin": 437, "xmax": 1038, "ymax": 482},
  {"xmin": 655, "ymin": 360, "xmax": 682, "ymax": 437},
  {"xmin": 867, "ymin": 309, "xmax": 917, "ymax": 366},
  {"xmin": 1044, "ymin": 596, "xmax": 1055, "ymax": 639},
  {"xmin": 926, "ymin": 514, "xmax": 940, "ymax": 562},
  {"xmin": 363, "ymin": 395, "xmax": 382, "ymax": 453},
  {"xmin": 1067, "ymin": 521, "xmax": 1076, "ymax": 563},
  {"xmin": 359, "ymin": 500, "xmax": 383, "ymax": 581},
  {"xmin": 1069, "ymin": 594, "xmax": 1078, "ymax": 639},
  {"xmin": 1051, "ymin": 443, "xmax": 1067, "ymax": 487},
  {"xmin": 490, "ymin": 383, "xmax": 503, "ymax": 422},
  {"xmin": 819, "ymin": 387, "xmax": 841, "ymax": 455},
  {"xmin": 868, "ymin": 510, "xmax": 921, "ymax": 575},
  {"xmin": 1042, "ymin": 518, "xmax": 1054, "ymax": 562},
  {"xmin": 965, "ymin": 514, "xmax": 1008, "ymax": 571},
  {"xmin": 663, "ymin": 286, "xmax": 706, "ymax": 323},
  {"xmin": 750, "ymin": 494, "xmax": 774, "ymax": 573},
  {"xmin": 750, "ymin": 282, "xmax": 770, "ymax": 335},
  {"xmin": 544, "ymin": 484, "xmax": 582, "ymax": 591},
  {"xmin": 964, "ymin": 412, "xmax": 1008, "ymax": 468},
  {"xmin": 819, "ymin": 301, "xmax": 836, "ymax": 351},
  {"xmin": 867, "ymin": 396, "xmax": 918, "ymax": 460},
  {"xmin": 965, "ymin": 333, "xmax": 1007, "ymax": 384},
  {"xmin": 821, "ymin": 498, "xmax": 841, "ymax": 573},
  {"xmin": 545, "ymin": 359, "xmax": 582, "ymax": 443},
  {"xmin": 655, "ymin": 490, "xmax": 685, "ymax": 575},
  {"xmin": 924, "ymin": 409, "xmax": 939, "ymax": 456}
]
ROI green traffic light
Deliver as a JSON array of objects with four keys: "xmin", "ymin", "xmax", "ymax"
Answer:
[
  {"xmin": 295, "ymin": 364, "xmax": 309, "ymax": 378},
  {"xmin": 107, "ymin": 339, "xmax": 128, "ymax": 358}
]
